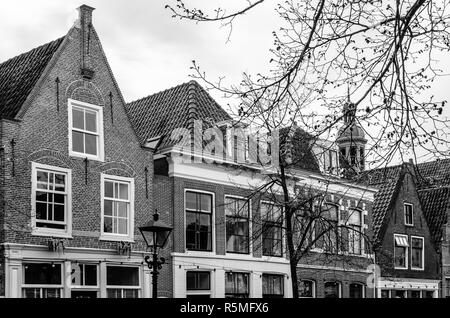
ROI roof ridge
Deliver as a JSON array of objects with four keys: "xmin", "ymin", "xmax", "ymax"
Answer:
[
  {"xmin": 0, "ymin": 36, "xmax": 65, "ymax": 66},
  {"xmin": 126, "ymin": 81, "xmax": 194, "ymax": 105}
]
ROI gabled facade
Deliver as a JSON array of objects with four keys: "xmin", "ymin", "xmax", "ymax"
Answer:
[
  {"xmin": 366, "ymin": 163, "xmax": 441, "ymax": 298},
  {"xmin": 126, "ymin": 82, "xmax": 376, "ymax": 298},
  {"xmin": 0, "ymin": 6, "xmax": 156, "ymax": 298}
]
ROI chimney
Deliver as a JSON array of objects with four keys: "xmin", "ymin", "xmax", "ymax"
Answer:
[{"xmin": 77, "ymin": 5, "xmax": 96, "ymax": 79}]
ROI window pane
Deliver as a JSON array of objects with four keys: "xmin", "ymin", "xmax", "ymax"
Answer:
[
  {"xmin": 187, "ymin": 272, "xmax": 210, "ymax": 290},
  {"xmin": 54, "ymin": 194, "xmax": 65, "ymax": 204},
  {"xmin": 36, "ymin": 202, "xmax": 47, "ymax": 221},
  {"xmin": 36, "ymin": 191, "xmax": 47, "ymax": 203},
  {"xmin": 85, "ymin": 110, "xmax": 97, "ymax": 133},
  {"xmin": 123, "ymin": 289, "xmax": 139, "ymax": 298},
  {"xmin": 72, "ymin": 131, "xmax": 84, "ymax": 153},
  {"xmin": 105, "ymin": 182, "xmax": 114, "ymax": 198},
  {"xmin": 117, "ymin": 202, "xmax": 128, "ymax": 218},
  {"xmin": 104, "ymin": 200, "xmax": 113, "ymax": 216},
  {"xmin": 72, "ymin": 108, "xmax": 84, "ymax": 130},
  {"xmin": 54, "ymin": 174, "xmax": 65, "ymax": 192},
  {"xmin": 119, "ymin": 183, "xmax": 129, "ymax": 200},
  {"xmin": 299, "ymin": 280, "xmax": 314, "ymax": 297},
  {"xmin": 85, "ymin": 134, "xmax": 97, "ymax": 156},
  {"xmin": 106, "ymin": 267, "xmax": 139, "ymax": 286},
  {"xmin": 186, "ymin": 192, "xmax": 197, "ymax": 210},
  {"xmin": 349, "ymin": 283, "xmax": 364, "ymax": 298},
  {"xmin": 37, "ymin": 171, "xmax": 48, "ymax": 186},
  {"xmin": 118, "ymin": 218, "xmax": 128, "ymax": 235},
  {"xmin": 104, "ymin": 217, "xmax": 113, "ymax": 233},
  {"xmin": 200, "ymin": 194, "xmax": 212, "ymax": 212},
  {"xmin": 53, "ymin": 204, "xmax": 65, "ymax": 222},
  {"xmin": 24, "ymin": 263, "xmax": 62, "ymax": 285}
]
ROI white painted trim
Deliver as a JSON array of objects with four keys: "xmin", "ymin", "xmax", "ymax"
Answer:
[
  {"xmin": 67, "ymin": 98, "xmax": 105, "ymax": 162},
  {"xmin": 410, "ymin": 236, "xmax": 425, "ymax": 271},
  {"xmin": 31, "ymin": 162, "xmax": 73, "ymax": 238},
  {"xmin": 394, "ymin": 234, "xmax": 409, "ymax": 270},
  {"xmin": 184, "ymin": 189, "xmax": 216, "ymax": 254},
  {"xmin": 100, "ymin": 174, "xmax": 135, "ymax": 243}
]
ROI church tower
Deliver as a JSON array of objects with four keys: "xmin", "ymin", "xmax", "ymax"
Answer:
[{"xmin": 336, "ymin": 95, "xmax": 367, "ymax": 177}]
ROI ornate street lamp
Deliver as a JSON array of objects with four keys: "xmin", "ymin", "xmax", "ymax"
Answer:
[{"xmin": 139, "ymin": 211, "xmax": 172, "ymax": 298}]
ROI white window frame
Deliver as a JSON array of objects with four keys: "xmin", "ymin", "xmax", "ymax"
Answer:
[
  {"xmin": 184, "ymin": 189, "xmax": 216, "ymax": 254},
  {"xmin": 410, "ymin": 236, "xmax": 425, "ymax": 271},
  {"xmin": 404, "ymin": 203, "xmax": 414, "ymax": 226},
  {"xmin": 31, "ymin": 162, "xmax": 72, "ymax": 238},
  {"xmin": 298, "ymin": 279, "xmax": 316, "ymax": 298},
  {"xmin": 348, "ymin": 208, "xmax": 363, "ymax": 255},
  {"xmin": 100, "ymin": 174, "xmax": 135, "ymax": 242},
  {"xmin": 22, "ymin": 262, "xmax": 64, "ymax": 298},
  {"xmin": 105, "ymin": 265, "xmax": 141, "ymax": 298},
  {"xmin": 394, "ymin": 234, "xmax": 409, "ymax": 270},
  {"xmin": 68, "ymin": 98, "xmax": 104, "ymax": 162},
  {"xmin": 261, "ymin": 273, "xmax": 285, "ymax": 298},
  {"xmin": 185, "ymin": 270, "xmax": 212, "ymax": 298},
  {"xmin": 70, "ymin": 263, "xmax": 100, "ymax": 290},
  {"xmin": 225, "ymin": 195, "xmax": 252, "ymax": 256}
]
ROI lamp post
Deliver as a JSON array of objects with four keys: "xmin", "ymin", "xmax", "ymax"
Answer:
[{"xmin": 139, "ymin": 212, "xmax": 172, "ymax": 299}]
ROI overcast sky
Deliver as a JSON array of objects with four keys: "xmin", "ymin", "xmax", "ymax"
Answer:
[
  {"xmin": 0, "ymin": 0, "xmax": 279, "ymax": 103},
  {"xmin": 1, "ymin": 1, "xmax": 449, "ymax": 165}
]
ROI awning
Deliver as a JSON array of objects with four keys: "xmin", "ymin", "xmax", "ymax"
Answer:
[{"xmin": 395, "ymin": 236, "xmax": 409, "ymax": 247}]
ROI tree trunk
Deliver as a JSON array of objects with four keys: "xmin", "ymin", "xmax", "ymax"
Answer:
[{"xmin": 290, "ymin": 258, "xmax": 299, "ymax": 298}]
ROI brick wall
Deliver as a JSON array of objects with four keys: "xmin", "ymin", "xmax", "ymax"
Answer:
[
  {"xmin": 377, "ymin": 171, "xmax": 440, "ymax": 280},
  {"xmin": 0, "ymin": 14, "xmax": 155, "ymax": 294}
]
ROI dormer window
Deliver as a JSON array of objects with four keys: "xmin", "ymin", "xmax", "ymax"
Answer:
[
  {"xmin": 404, "ymin": 203, "xmax": 414, "ymax": 226},
  {"xmin": 68, "ymin": 99, "xmax": 104, "ymax": 161}
]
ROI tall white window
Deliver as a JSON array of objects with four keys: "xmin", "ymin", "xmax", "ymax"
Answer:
[
  {"xmin": 101, "ymin": 175, "xmax": 135, "ymax": 242},
  {"xmin": 225, "ymin": 196, "xmax": 250, "ymax": 254},
  {"xmin": 31, "ymin": 163, "xmax": 72, "ymax": 237},
  {"xmin": 68, "ymin": 99, "xmax": 104, "ymax": 161}
]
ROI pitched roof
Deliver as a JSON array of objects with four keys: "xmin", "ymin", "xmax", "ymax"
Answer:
[
  {"xmin": 279, "ymin": 126, "xmax": 321, "ymax": 174},
  {"xmin": 415, "ymin": 158, "xmax": 450, "ymax": 189},
  {"xmin": 363, "ymin": 165, "xmax": 403, "ymax": 241},
  {"xmin": 418, "ymin": 187, "xmax": 450, "ymax": 244},
  {"xmin": 125, "ymin": 81, "xmax": 231, "ymax": 147},
  {"xmin": 0, "ymin": 37, "xmax": 65, "ymax": 120}
]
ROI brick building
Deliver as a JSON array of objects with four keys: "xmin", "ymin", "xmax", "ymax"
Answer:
[
  {"xmin": 0, "ymin": 6, "xmax": 160, "ymax": 298},
  {"xmin": 126, "ymin": 81, "xmax": 377, "ymax": 298},
  {"xmin": 365, "ymin": 162, "xmax": 442, "ymax": 297}
]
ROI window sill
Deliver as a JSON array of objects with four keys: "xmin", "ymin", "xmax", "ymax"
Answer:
[
  {"xmin": 411, "ymin": 267, "xmax": 425, "ymax": 271},
  {"xmin": 31, "ymin": 229, "xmax": 72, "ymax": 239},
  {"xmin": 69, "ymin": 151, "xmax": 104, "ymax": 163},
  {"xmin": 99, "ymin": 234, "xmax": 135, "ymax": 243},
  {"xmin": 394, "ymin": 267, "xmax": 408, "ymax": 270}
]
